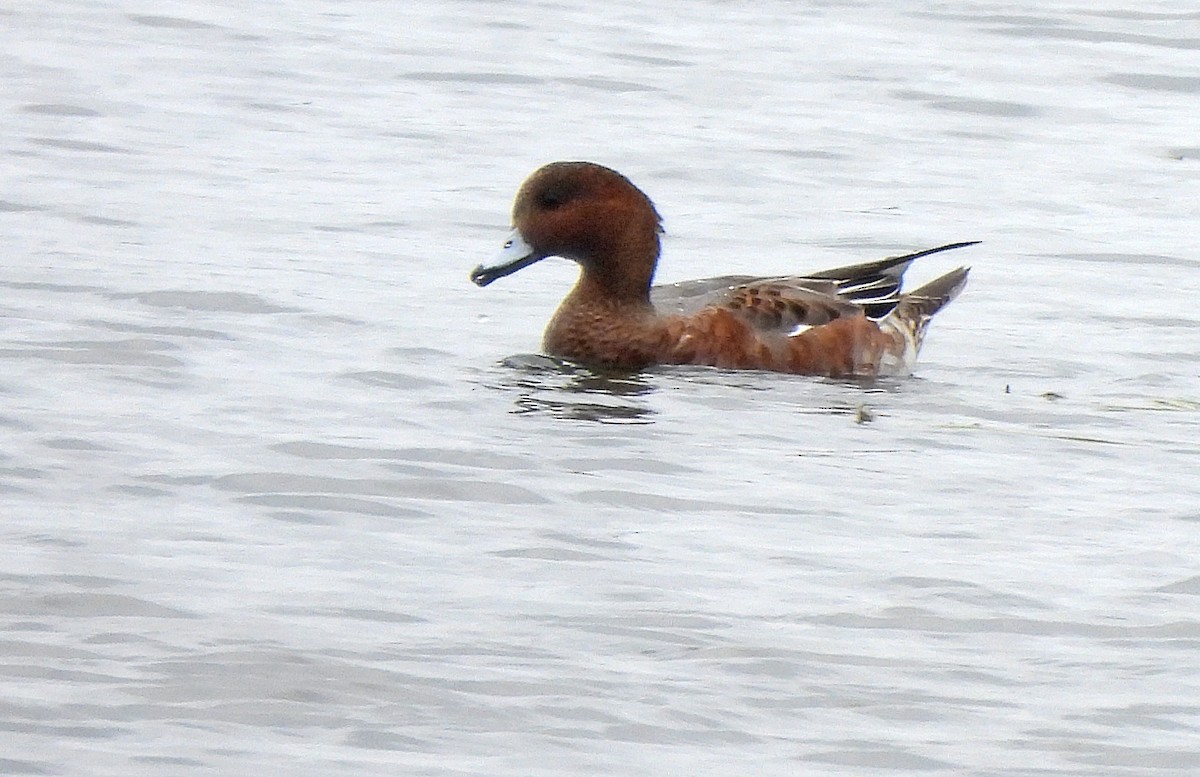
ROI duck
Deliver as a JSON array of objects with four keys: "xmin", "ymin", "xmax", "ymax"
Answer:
[{"xmin": 470, "ymin": 161, "xmax": 973, "ymax": 377}]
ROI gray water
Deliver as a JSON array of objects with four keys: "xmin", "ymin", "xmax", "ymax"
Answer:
[{"xmin": 3, "ymin": 2, "xmax": 1199, "ymax": 775}]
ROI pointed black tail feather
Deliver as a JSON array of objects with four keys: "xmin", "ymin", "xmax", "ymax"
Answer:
[
  {"xmin": 804, "ymin": 241, "xmax": 980, "ymax": 283},
  {"xmin": 806, "ymin": 241, "xmax": 979, "ymax": 319}
]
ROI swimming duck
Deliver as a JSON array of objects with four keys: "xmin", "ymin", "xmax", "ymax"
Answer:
[{"xmin": 471, "ymin": 161, "xmax": 973, "ymax": 377}]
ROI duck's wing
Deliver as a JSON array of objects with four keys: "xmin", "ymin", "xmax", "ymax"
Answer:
[
  {"xmin": 651, "ymin": 241, "xmax": 979, "ymax": 323},
  {"xmin": 720, "ymin": 282, "xmax": 865, "ymax": 333},
  {"xmin": 653, "ymin": 276, "xmax": 865, "ymax": 334},
  {"xmin": 650, "ymin": 275, "xmax": 750, "ymax": 316}
]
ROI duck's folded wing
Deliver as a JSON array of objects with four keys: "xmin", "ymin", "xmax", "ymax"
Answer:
[
  {"xmin": 651, "ymin": 275, "xmax": 841, "ymax": 314},
  {"xmin": 654, "ymin": 276, "xmax": 863, "ymax": 334},
  {"xmin": 722, "ymin": 282, "xmax": 864, "ymax": 334},
  {"xmin": 651, "ymin": 275, "xmax": 757, "ymax": 316},
  {"xmin": 650, "ymin": 242, "xmax": 980, "ymax": 323}
]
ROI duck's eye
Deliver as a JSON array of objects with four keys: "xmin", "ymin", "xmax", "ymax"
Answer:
[
  {"xmin": 504, "ymin": 239, "xmax": 513, "ymax": 248},
  {"xmin": 537, "ymin": 184, "xmax": 574, "ymax": 209}
]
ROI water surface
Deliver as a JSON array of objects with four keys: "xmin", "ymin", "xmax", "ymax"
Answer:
[{"xmin": 2, "ymin": 1, "xmax": 1198, "ymax": 775}]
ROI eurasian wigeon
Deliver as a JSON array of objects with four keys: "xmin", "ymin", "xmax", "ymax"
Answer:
[{"xmin": 471, "ymin": 161, "xmax": 974, "ymax": 377}]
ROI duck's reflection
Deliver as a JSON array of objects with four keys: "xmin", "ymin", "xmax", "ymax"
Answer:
[
  {"xmin": 487, "ymin": 354, "xmax": 912, "ymax": 424},
  {"xmin": 493, "ymin": 354, "xmax": 657, "ymax": 423}
]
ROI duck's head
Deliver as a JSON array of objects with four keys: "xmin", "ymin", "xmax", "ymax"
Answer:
[{"xmin": 471, "ymin": 161, "xmax": 663, "ymax": 302}]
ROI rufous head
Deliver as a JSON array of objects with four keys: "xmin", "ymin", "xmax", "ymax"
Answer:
[{"xmin": 471, "ymin": 162, "xmax": 663, "ymax": 302}]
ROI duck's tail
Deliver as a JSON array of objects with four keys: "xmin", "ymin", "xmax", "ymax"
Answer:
[
  {"xmin": 877, "ymin": 265, "xmax": 971, "ymax": 375},
  {"xmin": 895, "ymin": 265, "xmax": 971, "ymax": 322},
  {"xmin": 808, "ymin": 241, "xmax": 980, "ymax": 319}
]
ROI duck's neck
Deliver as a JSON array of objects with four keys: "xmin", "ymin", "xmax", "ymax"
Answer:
[
  {"xmin": 579, "ymin": 221, "xmax": 660, "ymax": 305},
  {"xmin": 571, "ymin": 266, "xmax": 654, "ymax": 310}
]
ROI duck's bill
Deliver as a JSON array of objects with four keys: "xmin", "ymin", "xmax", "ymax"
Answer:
[{"xmin": 470, "ymin": 230, "xmax": 543, "ymax": 287}]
